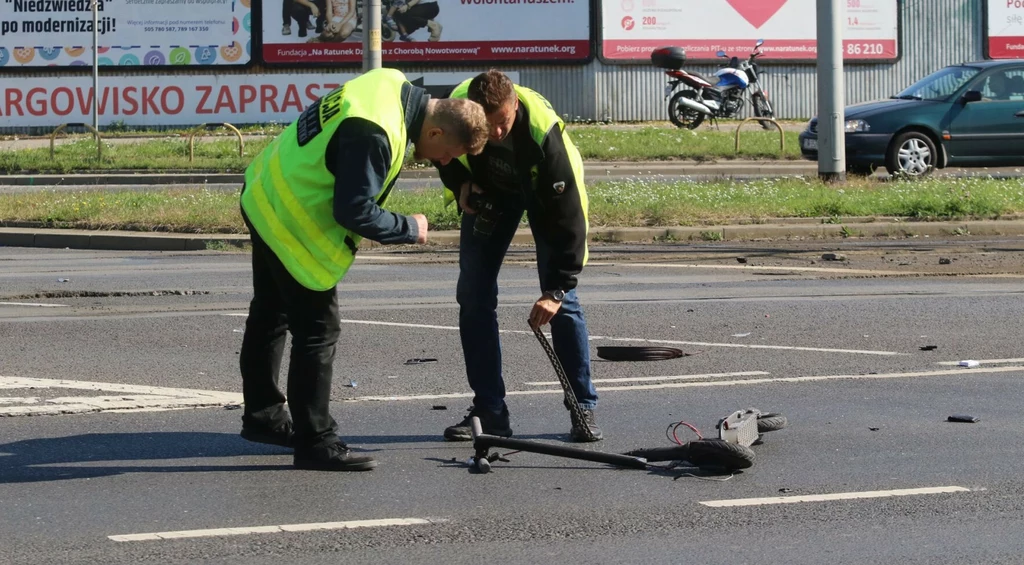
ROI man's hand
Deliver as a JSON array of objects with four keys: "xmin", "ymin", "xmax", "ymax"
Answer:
[
  {"xmin": 412, "ymin": 213, "xmax": 428, "ymax": 244},
  {"xmin": 310, "ymin": 4, "xmax": 320, "ymax": 17},
  {"xmin": 458, "ymin": 181, "xmax": 484, "ymax": 214},
  {"xmin": 529, "ymin": 295, "xmax": 562, "ymax": 329}
]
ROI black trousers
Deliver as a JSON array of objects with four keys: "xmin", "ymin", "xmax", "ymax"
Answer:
[
  {"xmin": 239, "ymin": 210, "xmax": 340, "ymax": 448},
  {"xmin": 282, "ymin": 0, "xmax": 326, "ymax": 35}
]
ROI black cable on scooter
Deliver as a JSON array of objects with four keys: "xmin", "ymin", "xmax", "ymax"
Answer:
[{"xmin": 531, "ymin": 324, "xmax": 598, "ymax": 442}]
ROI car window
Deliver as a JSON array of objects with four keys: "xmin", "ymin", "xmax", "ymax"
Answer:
[
  {"xmin": 896, "ymin": 66, "xmax": 981, "ymax": 101},
  {"xmin": 971, "ymin": 68, "xmax": 1024, "ymax": 102}
]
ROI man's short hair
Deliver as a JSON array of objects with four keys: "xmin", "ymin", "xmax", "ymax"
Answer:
[
  {"xmin": 467, "ymin": 70, "xmax": 516, "ymax": 115},
  {"xmin": 431, "ymin": 98, "xmax": 489, "ymax": 155}
]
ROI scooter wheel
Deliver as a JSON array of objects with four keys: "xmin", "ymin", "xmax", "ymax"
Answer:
[
  {"xmin": 756, "ymin": 413, "xmax": 788, "ymax": 433},
  {"xmin": 475, "ymin": 457, "xmax": 492, "ymax": 474},
  {"xmin": 686, "ymin": 439, "xmax": 754, "ymax": 471}
]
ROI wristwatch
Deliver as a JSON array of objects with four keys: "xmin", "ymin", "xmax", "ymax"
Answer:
[{"xmin": 545, "ymin": 289, "xmax": 566, "ymax": 302}]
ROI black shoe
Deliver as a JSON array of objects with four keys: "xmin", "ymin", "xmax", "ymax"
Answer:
[
  {"xmin": 570, "ymin": 408, "xmax": 603, "ymax": 442},
  {"xmin": 294, "ymin": 442, "xmax": 377, "ymax": 471},
  {"xmin": 443, "ymin": 407, "xmax": 512, "ymax": 441},
  {"xmin": 240, "ymin": 419, "xmax": 293, "ymax": 447}
]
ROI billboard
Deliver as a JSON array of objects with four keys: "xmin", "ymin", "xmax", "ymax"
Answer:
[
  {"xmin": 601, "ymin": 0, "xmax": 899, "ymax": 62},
  {"xmin": 0, "ymin": 71, "xmax": 518, "ymax": 127},
  {"xmin": 0, "ymin": 0, "xmax": 251, "ymax": 68},
  {"xmin": 987, "ymin": 0, "xmax": 1024, "ymax": 58},
  {"xmin": 261, "ymin": 0, "xmax": 590, "ymax": 64}
]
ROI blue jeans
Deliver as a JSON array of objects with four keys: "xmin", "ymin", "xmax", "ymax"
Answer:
[{"xmin": 456, "ymin": 202, "xmax": 598, "ymax": 415}]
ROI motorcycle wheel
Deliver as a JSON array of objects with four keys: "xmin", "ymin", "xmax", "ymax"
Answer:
[
  {"xmin": 752, "ymin": 94, "xmax": 774, "ymax": 130},
  {"xmin": 668, "ymin": 91, "xmax": 705, "ymax": 130}
]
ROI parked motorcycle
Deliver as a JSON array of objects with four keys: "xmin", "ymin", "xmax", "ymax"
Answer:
[{"xmin": 652, "ymin": 40, "xmax": 774, "ymax": 130}]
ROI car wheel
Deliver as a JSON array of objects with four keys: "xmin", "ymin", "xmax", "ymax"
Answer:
[{"xmin": 885, "ymin": 132, "xmax": 936, "ymax": 178}]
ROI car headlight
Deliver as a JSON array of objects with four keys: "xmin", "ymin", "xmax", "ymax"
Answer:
[{"xmin": 845, "ymin": 119, "xmax": 870, "ymax": 133}]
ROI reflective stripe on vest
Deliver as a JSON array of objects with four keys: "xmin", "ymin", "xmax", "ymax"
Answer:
[{"xmin": 242, "ymin": 68, "xmax": 409, "ymax": 291}]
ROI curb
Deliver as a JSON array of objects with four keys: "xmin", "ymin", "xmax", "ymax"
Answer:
[
  {"xmin": 0, "ymin": 161, "xmax": 815, "ymax": 186},
  {"xmin": 5, "ymin": 219, "xmax": 1023, "ymax": 252}
]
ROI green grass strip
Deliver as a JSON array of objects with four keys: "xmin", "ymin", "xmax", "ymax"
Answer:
[
  {"xmin": 1, "ymin": 176, "xmax": 1020, "ymax": 233},
  {"xmin": 0, "ymin": 126, "xmax": 802, "ymax": 174}
]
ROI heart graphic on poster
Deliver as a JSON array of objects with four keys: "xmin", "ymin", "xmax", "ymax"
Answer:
[{"xmin": 725, "ymin": 0, "xmax": 788, "ymax": 29}]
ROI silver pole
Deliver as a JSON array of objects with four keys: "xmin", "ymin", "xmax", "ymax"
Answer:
[
  {"xmin": 92, "ymin": 0, "xmax": 99, "ymax": 131},
  {"xmin": 362, "ymin": 0, "xmax": 381, "ymax": 71},
  {"xmin": 816, "ymin": 0, "xmax": 846, "ymax": 182}
]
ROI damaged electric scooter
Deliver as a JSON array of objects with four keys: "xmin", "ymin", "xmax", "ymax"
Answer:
[{"xmin": 466, "ymin": 327, "xmax": 787, "ymax": 474}]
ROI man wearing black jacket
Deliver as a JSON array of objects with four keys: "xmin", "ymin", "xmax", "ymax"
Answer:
[
  {"xmin": 436, "ymin": 70, "xmax": 602, "ymax": 443},
  {"xmin": 239, "ymin": 69, "xmax": 488, "ymax": 471}
]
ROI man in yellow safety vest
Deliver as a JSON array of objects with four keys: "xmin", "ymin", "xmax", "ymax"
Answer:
[
  {"xmin": 435, "ymin": 70, "xmax": 602, "ymax": 443},
  {"xmin": 239, "ymin": 68, "xmax": 488, "ymax": 472}
]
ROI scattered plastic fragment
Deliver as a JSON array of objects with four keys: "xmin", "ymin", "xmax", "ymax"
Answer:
[
  {"xmin": 57, "ymin": 278, "xmax": 70, "ymax": 283},
  {"xmin": 404, "ymin": 358, "xmax": 438, "ymax": 365},
  {"xmin": 920, "ymin": 345, "xmax": 938, "ymax": 351},
  {"xmin": 431, "ymin": 405, "xmax": 448, "ymax": 411},
  {"xmin": 821, "ymin": 253, "xmax": 847, "ymax": 261},
  {"xmin": 345, "ymin": 380, "xmax": 357, "ymax": 387},
  {"xmin": 939, "ymin": 258, "xmax": 952, "ymax": 265},
  {"xmin": 948, "ymin": 414, "xmax": 980, "ymax": 423},
  {"xmin": 959, "ymin": 360, "xmax": 980, "ymax": 368},
  {"xmin": 731, "ymin": 332, "xmax": 751, "ymax": 338},
  {"xmin": 736, "ymin": 257, "xmax": 748, "ymax": 264}
]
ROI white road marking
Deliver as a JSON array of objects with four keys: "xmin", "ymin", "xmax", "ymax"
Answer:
[
  {"xmin": 0, "ymin": 397, "xmax": 40, "ymax": 404},
  {"xmin": 937, "ymin": 358, "xmax": 1024, "ymax": 366},
  {"xmin": 109, "ymin": 517, "xmax": 444, "ymax": 542},
  {"xmin": 590, "ymin": 335, "xmax": 901, "ymax": 356},
  {"xmin": 0, "ymin": 301, "xmax": 67, "ymax": 307},
  {"xmin": 525, "ymin": 371, "xmax": 770, "ymax": 386},
  {"xmin": 221, "ymin": 315, "xmax": 903, "ymax": 357},
  {"xmin": 699, "ymin": 486, "xmax": 971, "ymax": 508},
  {"xmin": 343, "ymin": 366, "xmax": 1024, "ymax": 402},
  {"xmin": 588, "ymin": 262, "xmax": 926, "ymax": 276},
  {"xmin": 0, "ymin": 377, "xmax": 241, "ymax": 417}
]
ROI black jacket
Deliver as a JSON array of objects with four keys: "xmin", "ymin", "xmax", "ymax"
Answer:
[{"xmin": 436, "ymin": 105, "xmax": 588, "ymax": 292}]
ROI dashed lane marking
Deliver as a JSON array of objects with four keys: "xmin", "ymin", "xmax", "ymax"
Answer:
[
  {"xmin": 343, "ymin": 366, "xmax": 1024, "ymax": 402},
  {"xmin": 937, "ymin": 358, "xmax": 1024, "ymax": 366},
  {"xmin": 109, "ymin": 517, "xmax": 445, "ymax": 542},
  {"xmin": 525, "ymin": 371, "xmax": 770, "ymax": 386},
  {"xmin": 0, "ymin": 376, "xmax": 241, "ymax": 417},
  {"xmin": 699, "ymin": 486, "xmax": 971, "ymax": 508},
  {"xmin": 222, "ymin": 315, "xmax": 904, "ymax": 356}
]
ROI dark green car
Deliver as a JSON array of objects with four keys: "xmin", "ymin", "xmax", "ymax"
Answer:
[{"xmin": 799, "ymin": 60, "xmax": 1024, "ymax": 177}]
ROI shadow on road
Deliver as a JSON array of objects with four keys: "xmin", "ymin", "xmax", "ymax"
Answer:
[{"xmin": 0, "ymin": 432, "xmax": 292, "ymax": 483}]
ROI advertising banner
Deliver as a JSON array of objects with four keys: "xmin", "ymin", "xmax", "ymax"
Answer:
[
  {"xmin": 261, "ymin": 0, "xmax": 589, "ymax": 64},
  {"xmin": 0, "ymin": 0, "xmax": 251, "ymax": 68},
  {"xmin": 0, "ymin": 71, "xmax": 518, "ymax": 127},
  {"xmin": 601, "ymin": 0, "xmax": 898, "ymax": 62},
  {"xmin": 987, "ymin": 0, "xmax": 1024, "ymax": 58}
]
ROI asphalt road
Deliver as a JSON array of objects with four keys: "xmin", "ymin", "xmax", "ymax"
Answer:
[{"xmin": 2, "ymin": 241, "xmax": 1024, "ymax": 564}]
